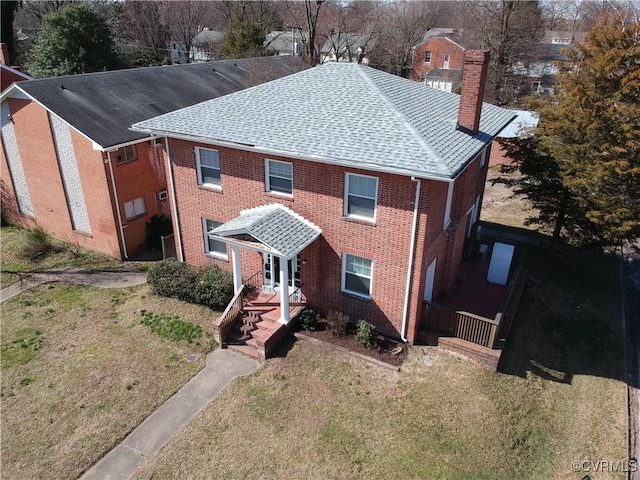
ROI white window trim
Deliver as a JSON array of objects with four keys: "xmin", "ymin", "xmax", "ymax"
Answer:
[
  {"xmin": 425, "ymin": 51, "xmax": 432, "ymax": 64},
  {"xmin": 344, "ymin": 172, "xmax": 378, "ymax": 222},
  {"xmin": 116, "ymin": 144, "xmax": 138, "ymax": 165},
  {"xmin": 264, "ymin": 158, "xmax": 293, "ymax": 197},
  {"xmin": 341, "ymin": 253, "xmax": 373, "ymax": 299},
  {"xmin": 195, "ymin": 147, "xmax": 222, "ymax": 191},
  {"xmin": 124, "ymin": 197, "xmax": 146, "ymax": 220},
  {"xmin": 202, "ymin": 218, "xmax": 228, "ymax": 259}
]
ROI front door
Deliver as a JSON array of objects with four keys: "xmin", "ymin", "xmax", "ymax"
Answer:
[
  {"xmin": 443, "ymin": 54, "xmax": 450, "ymax": 69},
  {"xmin": 263, "ymin": 254, "xmax": 300, "ymax": 290}
]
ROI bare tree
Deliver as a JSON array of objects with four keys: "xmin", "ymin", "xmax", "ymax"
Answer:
[
  {"xmin": 20, "ymin": 0, "xmax": 69, "ymax": 22},
  {"xmin": 371, "ymin": 1, "xmax": 446, "ymax": 76},
  {"xmin": 462, "ymin": 0, "xmax": 544, "ymax": 105},
  {"xmin": 281, "ymin": 0, "xmax": 327, "ymax": 64},
  {"xmin": 165, "ymin": 1, "xmax": 208, "ymax": 63},
  {"xmin": 120, "ymin": 1, "xmax": 170, "ymax": 65}
]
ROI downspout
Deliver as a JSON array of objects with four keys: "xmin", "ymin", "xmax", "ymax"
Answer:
[
  {"xmin": 164, "ymin": 137, "xmax": 184, "ymax": 262},
  {"xmin": 401, "ymin": 176, "xmax": 421, "ymax": 343},
  {"xmin": 106, "ymin": 152, "xmax": 128, "ymax": 259}
]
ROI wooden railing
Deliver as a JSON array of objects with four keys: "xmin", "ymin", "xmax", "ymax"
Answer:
[
  {"xmin": 213, "ymin": 285, "xmax": 245, "ymax": 347},
  {"xmin": 423, "ymin": 301, "xmax": 500, "ymax": 349}
]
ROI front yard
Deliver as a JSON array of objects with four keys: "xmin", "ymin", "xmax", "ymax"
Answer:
[{"xmin": 0, "ymin": 283, "xmax": 219, "ymax": 479}]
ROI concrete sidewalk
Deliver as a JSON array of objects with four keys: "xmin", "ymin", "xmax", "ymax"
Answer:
[
  {"xmin": 0, "ymin": 268, "xmax": 148, "ymax": 303},
  {"xmin": 80, "ymin": 348, "xmax": 259, "ymax": 480}
]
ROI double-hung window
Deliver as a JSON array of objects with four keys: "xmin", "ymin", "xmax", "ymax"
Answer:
[
  {"xmin": 265, "ymin": 159, "xmax": 293, "ymax": 195},
  {"xmin": 196, "ymin": 147, "xmax": 221, "ymax": 189},
  {"xmin": 345, "ymin": 173, "xmax": 378, "ymax": 221},
  {"xmin": 342, "ymin": 254, "xmax": 373, "ymax": 298},
  {"xmin": 203, "ymin": 218, "xmax": 227, "ymax": 258},
  {"xmin": 124, "ymin": 197, "xmax": 146, "ymax": 220},
  {"xmin": 116, "ymin": 145, "xmax": 138, "ymax": 165},
  {"xmin": 424, "ymin": 51, "xmax": 432, "ymax": 63}
]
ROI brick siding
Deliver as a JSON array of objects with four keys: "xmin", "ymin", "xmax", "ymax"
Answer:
[{"xmin": 411, "ymin": 37, "xmax": 465, "ymax": 83}]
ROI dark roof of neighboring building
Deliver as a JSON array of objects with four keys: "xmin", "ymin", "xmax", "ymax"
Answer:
[
  {"xmin": 2, "ymin": 56, "xmax": 310, "ymax": 149},
  {"xmin": 134, "ymin": 63, "xmax": 516, "ymax": 180}
]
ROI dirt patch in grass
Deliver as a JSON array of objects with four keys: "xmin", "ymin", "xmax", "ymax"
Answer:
[
  {"xmin": 0, "ymin": 283, "xmax": 220, "ymax": 479},
  {"xmin": 481, "ymin": 167, "xmax": 537, "ymax": 229}
]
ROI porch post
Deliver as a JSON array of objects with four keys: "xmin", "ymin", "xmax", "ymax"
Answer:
[
  {"xmin": 278, "ymin": 255, "xmax": 290, "ymax": 324},
  {"xmin": 231, "ymin": 245, "xmax": 242, "ymax": 294}
]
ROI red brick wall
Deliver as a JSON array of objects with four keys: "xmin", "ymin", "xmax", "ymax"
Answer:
[
  {"xmin": 167, "ymin": 138, "xmax": 451, "ymax": 339},
  {"xmin": 488, "ymin": 138, "xmax": 512, "ymax": 167},
  {"xmin": 1, "ymin": 98, "xmax": 168, "ymax": 258},
  {"xmin": 411, "ymin": 37, "xmax": 465, "ymax": 83},
  {"xmin": 111, "ymin": 141, "xmax": 169, "ymax": 256}
]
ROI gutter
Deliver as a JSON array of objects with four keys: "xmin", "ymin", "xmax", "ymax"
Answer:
[
  {"xmin": 105, "ymin": 152, "xmax": 128, "ymax": 259},
  {"xmin": 164, "ymin": 137, "xmax": 184, "ymax": 262},
  {"xmin": 401, "ymin": 176, "xmax": 421, "ymax": 342}
]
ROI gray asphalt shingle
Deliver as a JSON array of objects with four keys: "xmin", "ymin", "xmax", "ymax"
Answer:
[
  {"xmin": 133, "ymin": 63, "xmax": 516, "ymax": 179},
  {"xmin": 210, "ymin": 205, "xmax": 321, "ymax": 258}
]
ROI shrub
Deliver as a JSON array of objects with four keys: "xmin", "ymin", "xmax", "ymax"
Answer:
[
  {"xmin": 194, "ymin": 264, "xmax": 234, "ymax": 310},
  {"xmin": 146, "ymin": 259, "xmax": 198, "ymax": 303},
  {"xmin": 355, "ymin": 319, "xmax": 377, "ymax": 348},
  {"xmin": 327, "ymin": 310, "xmax": 349, "ymax": 336},
  {"xmin": 298, "ymin": 308, "xmax": 318, "ymax": 331},
  {"xmin": 19, "ymin": 227, "xmax": 57, "ymax": 260},
  {"xmin": 145, "ymin": 214, "xmax": 173, "ymax": 250},
  {"xmin": 140, "ymin": 311, "xmax": 202, "ymax": 343}
]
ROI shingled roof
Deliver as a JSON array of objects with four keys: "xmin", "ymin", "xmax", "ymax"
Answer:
[
  {"xmin": 133, "ymin": 62, "xmax": 515, "ymax": 180},
  {"xmin": 0, "ymin": 56, "xmax": 309, "ymax": 150}
]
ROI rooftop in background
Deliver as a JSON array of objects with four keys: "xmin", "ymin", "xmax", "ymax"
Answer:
[
  {"xmin": 133, "ymin": 62, "xmax": 516, "ymax": 180},
  {"xmin": 497, "ymin": 110, "xmax": 539, "ymax": 138},
  {"xmin": 415, "ymin": 28, "xmax": 465, "ymax": 48},
  {"xmin": 0, "ymin": 56, "xmax": 310, "ymax": 150}
]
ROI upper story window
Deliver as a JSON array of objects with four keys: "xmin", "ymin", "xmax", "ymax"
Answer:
[
  {"xmin": 424, "ymin": 51, "xmax": 432, "ymax": 63},
  {"xmin": 344, "ymin": 173, "xmax": 378, "ymax": 221},
  {"xmin": 196, "ymin": 147, "xmax": 221, "ymax": 190},
  {"xmin": 342, "ymin": 253, "xmax": 373, "ymax": 298},
  {"xmin": 265, "ymin": 159, "xmax": 293, "ymax": 195},
  {"xmin": 203, "ymin": 218, "xmax": 227, "ymax": 259},
  {"xmin": 116, "ymin": 145, "xmax": 138, "ymax": 165},
  {"xmin": 124, "ymin": 197, "xmax": 146, "ymax": 220},
  {"xmin": 443, "ymin": 54, "xmax": 450, "ymax": 69}
]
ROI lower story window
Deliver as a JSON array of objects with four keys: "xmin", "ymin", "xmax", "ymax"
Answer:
[
  {"xmin": 124, "ymin": 197, "xmax": 146, "ymax": 220},
  {"xmin": 342, "ymin": 253, "xmax": 373, "ymax": 298},
  {"xmin": 203, "ymin": 218, "xmax": 227, "ymax": 258}
]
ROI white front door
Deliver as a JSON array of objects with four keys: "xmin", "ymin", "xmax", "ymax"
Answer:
[
  {"xmin": 263, "ymin": 254, "xmax": 300, "ymax": 289},
  {"xmin": 423, "ymin": 259, "xmax": 437, "ymax": 302}
]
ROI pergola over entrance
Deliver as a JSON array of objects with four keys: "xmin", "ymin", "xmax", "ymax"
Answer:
[{"xmin": 208, "ymin": 203, "xmax": 321, "ymax": 323}]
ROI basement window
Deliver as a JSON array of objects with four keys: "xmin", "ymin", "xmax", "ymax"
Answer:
[{"xmin": 124, "ymin": 197, "xmax": 146, "ymax": 220}]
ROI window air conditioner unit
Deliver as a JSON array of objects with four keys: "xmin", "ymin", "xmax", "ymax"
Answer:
[{"xmin": 156, "ymin": 190, "xmax": 168, "ymax": 200}]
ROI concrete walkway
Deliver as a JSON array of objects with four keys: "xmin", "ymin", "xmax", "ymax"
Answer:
[
  {"xmin": 80, "ymin": 348, "xmax": 259, "ymax": 480},
  {"xmin": 0, "ymin": 267, "xmax": 148, "ymax": 303}
]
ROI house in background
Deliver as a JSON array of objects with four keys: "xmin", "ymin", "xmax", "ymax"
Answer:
[
  {"xmin": 319, "ymin": 33, "xmax": 373, "ymax": 64},
  {"xmin": 264, "ymin": 30, "xmax": 303, "ymax": 56},
  {"xmin": 411, "ymin": 28, "xmax": 465, "ymax": 91},
  {"xmin": 0, "ymin": 56, "xmax": 310, "ymax": 259},
  {"xmin": 488, "ymin": 110, "xmax": 539, "ymax": 167},
  {"xmin": 133, "ymin": 51, "xmax": 515, "ymax": 358},
  {"xmin": 190, "ymin": 28, "xmax": 225, "ymax": 63}
]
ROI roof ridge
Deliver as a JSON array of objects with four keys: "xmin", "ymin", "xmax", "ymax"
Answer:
[{"xmin": 356, "ymin": 66, "xmax": 446, "ymax": 174}]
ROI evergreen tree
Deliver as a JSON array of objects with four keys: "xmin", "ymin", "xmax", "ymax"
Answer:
[
  {"xmin": 220, "ymin": 6, "xmax": 265, "ymax": 59},
  {"xmin": 27, "ymin": 4, "xmax": 119, "ymax": 78},
  {"xmin": 510, "ymin": 16, "xmax": 639, "ymax": 247}
]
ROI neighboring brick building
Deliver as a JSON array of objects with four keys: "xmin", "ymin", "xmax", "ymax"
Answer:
[
  {"xmin": 133, "ymin": 51, "xmax": 515, "ymax": 346},
  {"xmin": 411, "ymin": 28, "xmax": 465, "ymax": 91},
  {"xmin": 0, "ymin": 56, "xmax": 309, "ymax": 258}
]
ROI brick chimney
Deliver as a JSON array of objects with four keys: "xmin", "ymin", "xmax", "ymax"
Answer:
[
  {"xmin": 457, "ymin": 49, "xmax": 490, "ymax": 134},
  {"xmin": 0, "ymin": 43, "xmax": 9, "ymax": 66}
]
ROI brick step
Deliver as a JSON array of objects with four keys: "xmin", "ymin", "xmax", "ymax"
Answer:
[{"xmin": 227, "ymin": 343, "xmax": 262, "ymax": 360}]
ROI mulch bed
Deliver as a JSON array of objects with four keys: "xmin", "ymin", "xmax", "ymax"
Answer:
[{"xmin": 295, "ymin": 321, "xmax": 407, "ymax": 367}]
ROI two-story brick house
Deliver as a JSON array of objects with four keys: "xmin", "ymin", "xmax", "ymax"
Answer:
[
  {"xmin": 0, "ymin": 57, "xmax": 309, "ymax": 258},
  {"xmin": 411, "ymin": 28, "xmax": 466, "ymax": 91},
  {"xmin": 133, "ymin": 50, "xmax": 515, "ymax": 351}
]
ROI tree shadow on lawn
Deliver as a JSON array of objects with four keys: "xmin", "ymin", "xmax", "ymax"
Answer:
[{"xmin": 496, "ymin": 238, "xmax": 628, "ymax": 387}]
